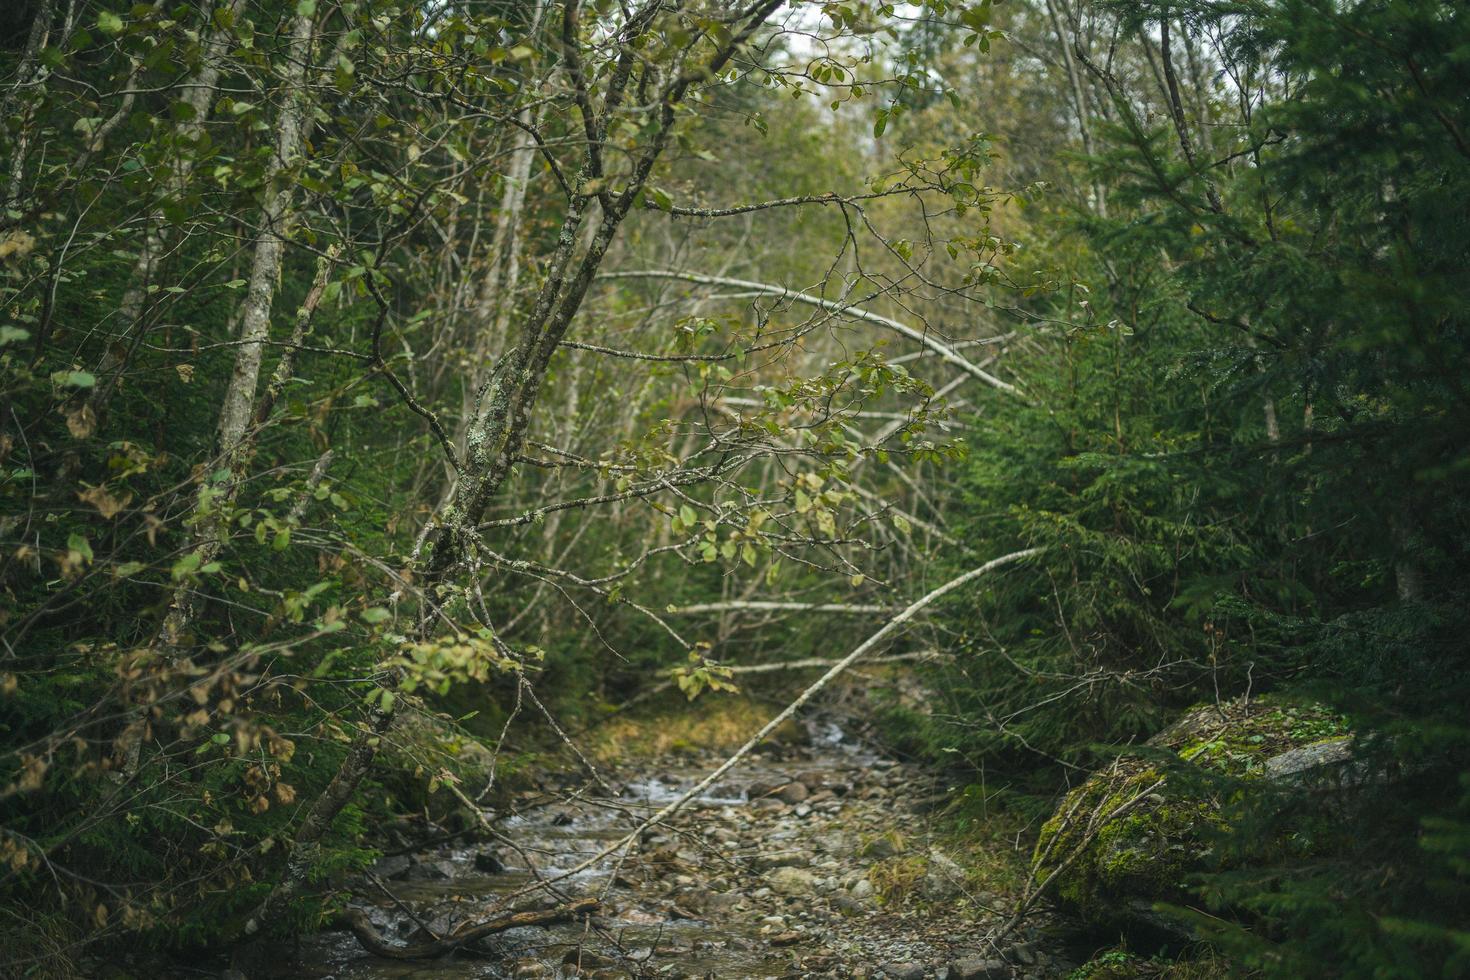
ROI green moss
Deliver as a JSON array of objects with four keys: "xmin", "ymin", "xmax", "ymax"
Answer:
[{"xmin": 1033, "ymin": 695, "xmax": 1356, "ymax": 928}]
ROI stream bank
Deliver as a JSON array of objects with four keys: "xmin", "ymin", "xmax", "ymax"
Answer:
[{"xmin": 237, "ymin": 718, "xmax": 1084, "ymax": 979}]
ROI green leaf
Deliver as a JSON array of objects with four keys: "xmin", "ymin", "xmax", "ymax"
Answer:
[
  {"xmin": 67, "ymin": 533, "xmax": 93, "ymax": 562},
  {"xmin": 97, "ymin": 11, "xmax": 124, "ymax": 34},
  {"xmin": 171, "ymin": 552, "xmax": 202, "ymax": 580},
  {"xmin": 679, "ymin": 504, "xmax": 697, "ymax": 527},
  {"xmin": 361, "ymin": 607, "xmax": 391, "ymax": 624}
]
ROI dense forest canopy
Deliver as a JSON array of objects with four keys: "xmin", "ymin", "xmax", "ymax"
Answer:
[{"xmin": 1, "ymin": 0, "xmax": 1467, "ymax": 976}]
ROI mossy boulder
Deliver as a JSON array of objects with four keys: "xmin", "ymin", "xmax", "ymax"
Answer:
[{"xmin": 1032, "ymin": 695, "xmax": 1354, "ymax": 936}]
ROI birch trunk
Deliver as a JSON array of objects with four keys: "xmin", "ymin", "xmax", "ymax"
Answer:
[
  {"xmin": 2, "ymin": 0, "xmax": 58, "ymax": 212},
  {"xmin": 156, "ymin": 10, "xmax": 320, "ymax": 649}
]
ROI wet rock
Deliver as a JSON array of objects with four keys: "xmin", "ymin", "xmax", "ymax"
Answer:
[
  {"xmin": 797, "ymin": 770, "xmax": 831, "ymax": 790},
  {"xmin": 768, "ymin": 866, "xmax": 819, "ymax": 897},
  {"xmin": 372, "ymin": 853, "xmax": 413, "ymax": 880},
  {"xmin": 408, "ymin": 858, "xmax": 455, "ymax": 880},
  {"xmin": 408, "ymin": 912, "xmax": 458, "ymax": 944},
  {"xmin": 950, "ymin": 957, "xmax": 1011, "ymax": 980},
  {"xmin": 563, "ymin": 947, "xmax": 620, "ymax": 970},
  {"xmin": 705, "ymin": 890, "xmax": 743, "ymax": 912},
  {"xmin": 472, "ymin": 850, "xmax": 506, "ymax": 873},
  {"xmin": 747, "ymin": 778, "xmax": 786, "ymax": 799},
  {"xmin": 778, "ymin": 781, "xmax": 810, "ymax": 804}
]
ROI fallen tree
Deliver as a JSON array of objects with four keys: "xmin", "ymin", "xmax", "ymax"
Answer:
[{"xmin": 339, "ymin": 897, "xmax": 600, "ymax": 960}]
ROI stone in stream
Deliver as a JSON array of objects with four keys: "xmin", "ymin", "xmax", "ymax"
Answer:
[
  {"xmin": 407, "ymin": 858, "xmax": 456, "ymax": 881},
  {"xmin": 472, "ymin": 850, "xmax": 505, "ymax": 873},
  {"xmin": 563, "ymin": 947, "xmax": 620, "ymax": 970},
  {"xmin": 746, "ymin": 778, "xmax": 785, "ymax": 799},
  {"xmin": 752, "ymin": 849, "xmax": 806, "ymax": 871},
  {"xmin": 371, "ymin": 853, "xmax": 413, "ymax": 880},
  {"xmin": 777, "ymin": 780, "xmax": 810, "ymax": 804},
  {"xmin": 768, "ymin": 866, "xmax": 820, "ymax": 897},
  {"xmin": 949, "ymin": 956, "xmax": 1012, "ymax": 980},
  {"xmin": 882, "ymin": 962, "xmax": 927, "ymax": 980}
]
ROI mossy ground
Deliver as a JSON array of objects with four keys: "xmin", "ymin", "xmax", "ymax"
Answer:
[
  {"xmin": 584, "ymin": 694, "xmax": 804, "ymax": 763},
  {"xmin": 1068, "ymin": 945, "xmax": 1235, "ymax": 979}
]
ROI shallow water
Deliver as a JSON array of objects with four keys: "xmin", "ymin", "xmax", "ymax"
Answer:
[{"xmin": 277, "ymin": 725, "xmax": 882, "ymax": 978}]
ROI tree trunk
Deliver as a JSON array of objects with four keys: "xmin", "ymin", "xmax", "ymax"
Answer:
[
  {"xmin": 156, "ymin": 9, "xmax": 320, "ymax": 650},
  {"xmin": 245, "ymin": 0, "xmax": 787, "ymax": 936}
]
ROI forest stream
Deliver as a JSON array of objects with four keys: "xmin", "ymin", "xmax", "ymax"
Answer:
[
  {"xmin": 246, "ymin": 720, "xmax": 1077, "ymax": 980},
  {"xmin": 9, "ymin": 0, "xmax": 1468, "ymax": 973}
]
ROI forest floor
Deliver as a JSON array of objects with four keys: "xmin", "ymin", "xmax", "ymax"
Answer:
[{"xmin": 217, "ymin": 710, "xmax": 1090, "ymax": 980}]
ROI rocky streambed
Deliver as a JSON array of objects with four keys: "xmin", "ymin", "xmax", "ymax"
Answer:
[{"xmin": 255, "ymin": 722, "xmax": 1080, "ymax": 980}]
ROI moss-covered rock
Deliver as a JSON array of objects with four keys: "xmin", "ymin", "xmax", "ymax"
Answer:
[{"xmin": 1032, "ymin": 695, "xmax": 1354, "ymax": 935}]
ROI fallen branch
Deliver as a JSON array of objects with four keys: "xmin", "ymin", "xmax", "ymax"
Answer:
[
  {"xmin": 665, "ymin": 600, "xmax": 897, "ymax": 615},
  {"xmin": 600, "ymin": 269, "xmax": 1021, "ymax": 395},
  {"xmin": 339, "ymin": 897, "xmax": 599, "ymax": 960},
  {"xmin": 492, "ymin": 548, "xmax": 1045, "ymax": 906},
  {"xmin": 723, "ymin": 650, "xmax": 943, "ymax": 674}
]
